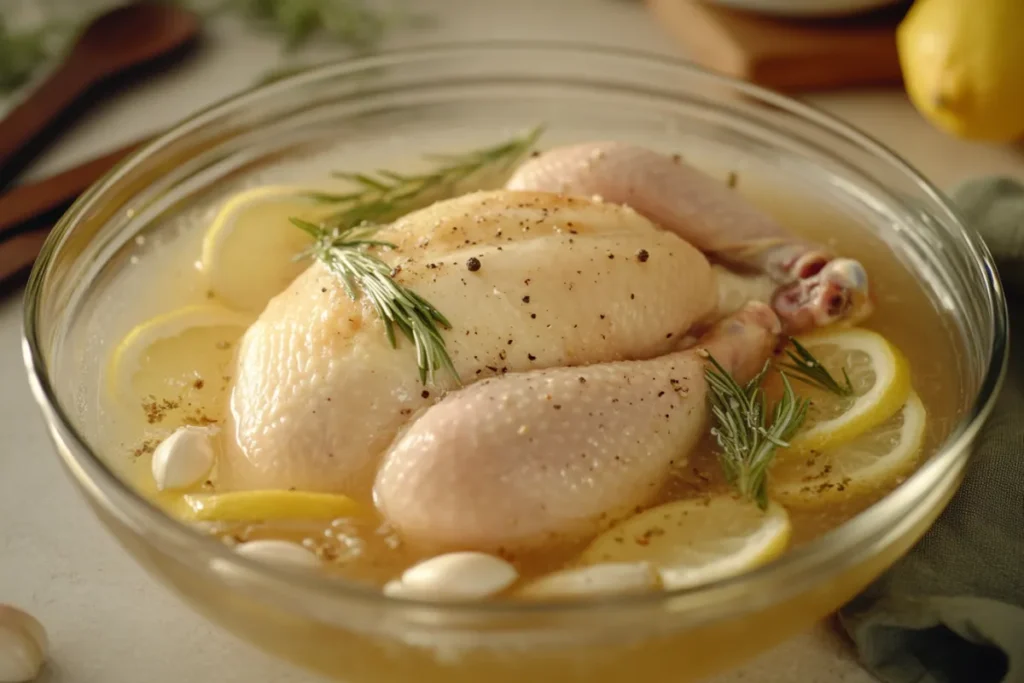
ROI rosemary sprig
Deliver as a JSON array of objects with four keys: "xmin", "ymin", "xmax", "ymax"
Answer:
[
  {"xmin": 288, "ymin": 128, "xmax": 543, "ymax": 384},
  {"xmin": 292, "ymin": 218, "xmax": 457, "ymax": 385},
  {"xmin": 704, "ymin": 355, "xmax": 809, "ymax": 509},
  {"xmin": 310, "ymin": 125, "xmax": 544, "ymax": 228},
  {"xmin": 779, "ymin": 338, "xmax": 854, "ymax": 397}
]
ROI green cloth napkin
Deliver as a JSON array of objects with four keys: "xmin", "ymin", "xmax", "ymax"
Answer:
[{"xmin": 839, "ymin": 177, "xmax": 1024, "ymax": 683}]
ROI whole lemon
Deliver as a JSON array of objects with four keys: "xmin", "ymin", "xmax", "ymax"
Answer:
[{"xmin": 897, "ymin": 0, "xmax": 1024, "ymax": 142}]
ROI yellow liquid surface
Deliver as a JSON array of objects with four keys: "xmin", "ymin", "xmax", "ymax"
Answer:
[{"xmin": 66, "ymin": 149, "xmax": 965, "ymax": 597}]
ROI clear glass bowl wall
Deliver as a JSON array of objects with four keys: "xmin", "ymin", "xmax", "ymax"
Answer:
[{"xmin": 23, "ymin": 44, "xmax": 1006, "ymax": 683}]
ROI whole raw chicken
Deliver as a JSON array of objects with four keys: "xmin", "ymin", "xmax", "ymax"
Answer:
[{"xmin": 219, "ymin": 142, "xmax": 871, "ymax": 553}]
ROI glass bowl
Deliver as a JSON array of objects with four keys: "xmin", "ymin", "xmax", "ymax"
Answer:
[{"xmin": 22, "ymin": 43, "xmax": 1007, "ymax": 683}]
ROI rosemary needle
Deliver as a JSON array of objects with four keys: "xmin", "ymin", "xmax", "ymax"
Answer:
[
  {"xmin": 779, "ymin": 338, "xmax": 854, "ymax": 397},
  {"xmin": 704, "ymin": 355, "xmax": 809, "ymax": 509}
]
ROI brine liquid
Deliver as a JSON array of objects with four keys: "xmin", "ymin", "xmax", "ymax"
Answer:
[{"xmin": 65, "ymin": 155, "xmax": 965, "ymax": 591}]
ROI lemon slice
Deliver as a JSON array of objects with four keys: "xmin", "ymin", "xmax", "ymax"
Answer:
[
  {"xmin": 200, "ymin": 185, "xmax": 329, "ymax": 312},
  {"xmin": 580, "ymin": 496, "xmax": 791, "ymax": 590},
  {"xmin": 771, "ymin": 391, "xmax": 927, "ymax": 506},
  {"xmin": 172, "ymin": 490, "xmax": 360, "ymax": 522},
  {"xmin": 784, "ymin": 328, "xmax": 911, "ymax": 455},
  {"xmin": 107, "ymin": 304, "xmax": 253, "ymax": 413}
]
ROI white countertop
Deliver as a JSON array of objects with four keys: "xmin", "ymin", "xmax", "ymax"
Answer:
[{"xmin": 1, "ymin": 1, "xmax": 1021, "ymax": 681}]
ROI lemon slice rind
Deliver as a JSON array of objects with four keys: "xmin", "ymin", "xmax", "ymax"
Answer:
[
  {"xmin": 172, "ymin": 490, "xmax": 361, "ymax": 522},
  {"xmin": 200, "ymin": 185, "xmax": 326, "ymax": 312},
  {"xmin": 785, "ymin": 328, "xmax": 911, "ymax": 455},
  {"xmin": 580, "ymin": 496, "xmax": 791, "ymax": 591},
  {"xmin": 771, "ymin": 391, "xmax": 927, "ymax": 507},
  {"xmin": 106, "ymin": 304, "xmax": 253, "ymax": 406}
]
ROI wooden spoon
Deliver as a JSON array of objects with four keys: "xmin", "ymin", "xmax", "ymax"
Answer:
[{"xmin": 0, "ymin": 1, "xmax": 200, "ymax": 189}]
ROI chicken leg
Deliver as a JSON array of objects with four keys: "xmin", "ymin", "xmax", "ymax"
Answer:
[
  {"xmin": 506, "ymin": 142, "xmax": 871, "ymax": 333},
  {"xmin": 374, "ymin": 302, "xmax": 781, "ymax": 554}
]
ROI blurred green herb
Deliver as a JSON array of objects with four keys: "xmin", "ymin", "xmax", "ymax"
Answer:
[
  {"xmin": 0, "ymin": 17, "xmax": 66, "ymax": 93},
  {"xmin": 209, "ymin": 0, "xmax": 401, "ymax": 53},
  {"xmin": 0, "ymin": 0, "xmax": 418, "ymax": 95}
]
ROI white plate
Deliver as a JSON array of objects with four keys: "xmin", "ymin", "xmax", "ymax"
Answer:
[{"xmin": 706, "ymin": 0, "xmax": 902, "ymax": 18}]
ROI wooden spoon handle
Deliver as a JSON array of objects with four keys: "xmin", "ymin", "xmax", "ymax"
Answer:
[
  {"xmin": 0, "ymin": 229, "xmax": 50, "ymax": 287},
  {"xmin": 0, "ymin": 59, "xmax": 97, "ymax": 185},
  {"xmin": 0, "ymin": 137, "xmax": 147, "ymax": 239}
]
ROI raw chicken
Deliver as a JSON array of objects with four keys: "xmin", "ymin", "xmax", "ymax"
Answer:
[
  {"xmin": 220, "ymin": 192, "xmax": 715, "ymax": 499},
  {"xmin": 219, "ymin": 142, "xmax": 870, "ymax": 550},
  {"xmin": 375, "ymin": 302, "xmax": 781, "ymax": 553}
]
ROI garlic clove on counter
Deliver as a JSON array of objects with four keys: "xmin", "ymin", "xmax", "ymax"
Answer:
[
  {"xmin": 0, "ymin": 605, "xmax": 47, "ymax": 683},
  {"xmin": 151, "ymin": 425, "xmax": 217, "ymax": 491}
]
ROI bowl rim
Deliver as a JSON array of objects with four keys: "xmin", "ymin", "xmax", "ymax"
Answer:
[{"xmin": 22, "ymin": 40, "xmax": 1010, "ymax": 620}]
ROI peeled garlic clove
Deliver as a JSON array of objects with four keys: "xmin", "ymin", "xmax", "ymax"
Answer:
[
  {"xmin": 234, "ymin": 540, "xmax": 320, "ymax": 568},
  {"xmin": 382, "ymin": 580, "xmax": 412, "ymax": 597},
  {"xmin": 519, "ymin": 562, "xmax": 661, "ymax": 599},
  {"xmin": 151, "ymin": 425, "xmax": 217, "ymax": 491},
  {"xmin": 0, "ymin": 605, "xmax": 47, "ymax": 683},
  {"xmin": 397, "ymin": 552, "xmax": 518, "ymax": 599}
]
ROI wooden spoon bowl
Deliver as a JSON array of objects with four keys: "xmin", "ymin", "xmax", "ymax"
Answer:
[
  {"xmin": 0, "ymin": 1, "xmax": 200, "ymax": 189},
  {"xmin": 70, "ymin": 2, "xmax": 200, "ymax": 73}
]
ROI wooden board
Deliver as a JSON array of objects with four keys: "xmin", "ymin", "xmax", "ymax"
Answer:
[{"xmin": 646, "ymin": 0, "xmax": 912, "ymax": 91}]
